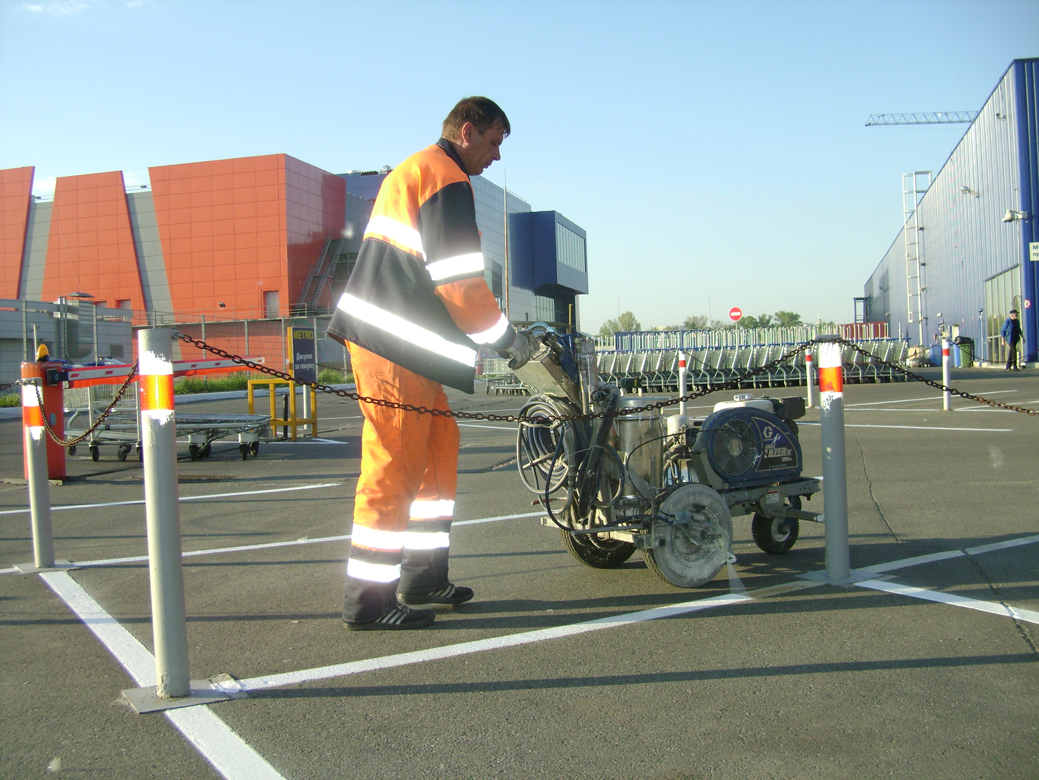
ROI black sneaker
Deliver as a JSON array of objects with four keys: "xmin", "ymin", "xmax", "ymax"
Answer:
[
  {"xmin": 343, "ymin": 603, "xmax": 435, "ymax": 631},
  {"xmin": 399, "ymin": 583, "xmax": 474, "ymax": 606}
]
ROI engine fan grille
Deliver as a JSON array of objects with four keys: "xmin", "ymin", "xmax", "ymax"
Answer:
[{"xmin": 711, "ymin": 419, "xmax": 758, "ymax": 475}]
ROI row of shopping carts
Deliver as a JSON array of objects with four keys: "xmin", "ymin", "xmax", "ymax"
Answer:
[{"xmin": 480, "ymin": 339, "xmax": 910, "ymax": 396}]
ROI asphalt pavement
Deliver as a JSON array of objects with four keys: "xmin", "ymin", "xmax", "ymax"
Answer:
[{"xmin": 1, "ymin": 367, "xmax": 1036, "ymax": 780}]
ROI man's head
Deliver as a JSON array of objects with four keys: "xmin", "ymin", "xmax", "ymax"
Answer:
[
  {"xmin": 1010, "ymin": 309, "xmax": 1019, "ymax": 317},
  {"xmin": 442, "ymin": 96, "xmax": 510, "ymax": 176}
]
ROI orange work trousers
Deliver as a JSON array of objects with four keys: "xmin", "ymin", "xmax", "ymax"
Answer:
[{"xmin": 343, "ymin": 344, "xmax": 460, "ymax": 621}]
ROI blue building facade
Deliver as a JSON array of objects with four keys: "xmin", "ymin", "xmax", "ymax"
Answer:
[{"xmin": 863, "ymin": 58, "xmax": 1038, "ymax": 364}]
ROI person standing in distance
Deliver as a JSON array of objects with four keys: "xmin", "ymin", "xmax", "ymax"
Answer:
[
  {"xmin": 328, "ymin": 97, "xmax": 536, "ymax": 630},
  {"xmin": 1001, "ymin": 309, "xmax": 1023, "ymax": 371}
]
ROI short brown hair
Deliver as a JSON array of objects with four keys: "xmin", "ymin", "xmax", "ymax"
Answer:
[{"xmin": 442, "ymin": 96, "xmax": 510, "ymax": 140}]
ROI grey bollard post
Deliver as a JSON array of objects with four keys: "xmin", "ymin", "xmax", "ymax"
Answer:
[
  {"xmin": 139, "ymin": 328, "xmax": 190, "ymax": 699},
  {"xmin": 21, "ymin": 372, "xmax": 55, "ymax": 569},
  {"xmin": 805, "ymin": 349, "xmax": 815, "ymax": 408},
  {"xmin": 817, "ymin": 338, "xmax": 850, "ymax": 582},
  {"xmin": 678, "ymin": 352, "xmax": 687, "ymax": 417},
  {"xmin": 942, "ymin": 338, "xmax": 952, "ymax": 411}
]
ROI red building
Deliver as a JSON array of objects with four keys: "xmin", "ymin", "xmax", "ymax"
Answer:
[{"xmin": 2, "ymin": 154, "xmax": 350, "ymax": 320}]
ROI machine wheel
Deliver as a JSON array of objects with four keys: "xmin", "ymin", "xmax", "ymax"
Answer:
[
  {"xmin": 643, "ymin": 483, "xmax": 733, "ymax": 588},
  {"xmin": 68, "ymin": 444, "xmax": 77, "ymax": 456},
  {"xmin": 751, "ymin": 497, "xmax": 801, "ymax": 554},
  {"xmin": 560, "ymin": 529, "xmax": 636, "ymax": 568},
  {"xmin": 90, "ymin": 445, "xmax": 100, "ymax": 462}
]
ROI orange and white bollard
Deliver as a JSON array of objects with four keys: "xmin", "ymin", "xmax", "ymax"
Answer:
[
  {"xmin": 805, "ymin": 349, "xmax": 815, "ymax": 408},
  {"xmin": 677, "ymin": 351, "xmax": 687, "ymax": 416},
  {"xmin": 942, "ymin": 338, "xmax": 952, "ymax": 411},
  {"xmin": 137, "ymin": 328, "xmax": 190, "ymax": 701},
  {"xmin": 817, "ymin": 337, "xmax": 850, "ymax": 583},
  {"xmin": 20, "ymin": 362, "xmax": 54, "ymax": 570}
]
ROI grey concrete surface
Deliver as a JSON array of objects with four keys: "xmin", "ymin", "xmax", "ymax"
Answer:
[{"xmin": 1, "ymin": 369, "xmax": 1036, "ymax": 779}]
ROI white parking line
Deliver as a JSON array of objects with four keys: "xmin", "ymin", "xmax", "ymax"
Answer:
[
  {"xmin": 856, "ymin": 579, "xmax": 1039, "ymax": 625},
  {"xmin": 798, "ymin": 422, "xmax": 1013, "ymax": 432},
  {"xmin": 39, "ymin": 570, "xmax": 285, "ymax": 780},
  {"xmin": 0, "ymin": 482, "xmax": 341, "ymax": 517}
]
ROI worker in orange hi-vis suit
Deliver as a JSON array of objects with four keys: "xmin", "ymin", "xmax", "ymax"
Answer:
[{"xmin": 327, "ymin": 97, "xmax": 536, "ymax": 630}]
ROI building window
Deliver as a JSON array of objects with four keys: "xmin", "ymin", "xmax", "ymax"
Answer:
[{"xmin": 555, "ymin": 223, "xmax": 586, "ymax": 273}]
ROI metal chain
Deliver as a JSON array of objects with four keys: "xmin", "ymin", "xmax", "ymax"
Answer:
[
  {"xmin": 34, "ymin": 361, "xmax": 141, "ymax": 447},
  {"xmin": 173, "ymin": 332, "xmax": 807, "ymax": 422},
  {"xmin": 838, "ymin": 340, "xmax": 1038, "ymax": 416}
]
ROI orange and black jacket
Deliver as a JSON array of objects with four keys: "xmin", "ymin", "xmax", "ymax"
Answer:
[{"xmin": 328, "ymin": 138, "xmax": 515, "ymax": 393}]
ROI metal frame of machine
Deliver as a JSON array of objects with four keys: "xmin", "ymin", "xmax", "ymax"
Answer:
[{"xmin": 513, "ymin": 327, "xmax": 822, "ymax": 589}]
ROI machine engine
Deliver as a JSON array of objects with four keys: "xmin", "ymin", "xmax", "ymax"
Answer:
[{"xmin": 513, "ymin": 328, "xmax": 821, "ymax": 589}]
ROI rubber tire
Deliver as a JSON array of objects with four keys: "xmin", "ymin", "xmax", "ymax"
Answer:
[
  {"xmin": 189, "ymin": 444, "xmax": 200, "ymax": 461},
  {"xmin": 249, "ymin": 441, "xmax": 259, "ymax": 456},
  {"xmin": 90, "ymin": 446, "xmax": 99, "ymax": 462},
  {"xmin": 560, "ymin": 528, "xmax": 636, "ymax": 568},
  {"xmin": 117, "ymin": 446, "xmax": 129, "ymax": 462},
  {"xmin": 751, "ymin": 496, "xmax": 801, "ymax": 555},
  {"xmin": 68, "ymin": 445, "xmax": 77, "ymax": 456}
]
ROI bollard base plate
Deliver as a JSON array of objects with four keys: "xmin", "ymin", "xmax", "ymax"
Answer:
[
  {"xmin": 122, "ymin": 674, "xmax": 240, "ymax": 714},
  {"xmin": 14, "ymin": 559, "xmax": 77, "ymax": 574}
]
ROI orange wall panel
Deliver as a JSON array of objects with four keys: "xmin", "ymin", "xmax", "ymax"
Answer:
[
  {"xmin": 41, "ymin": 171, "xmax": 144, "ymax": 309},
  {"xmin": 0, "ymin": 167, "xmax": 34, "ymax": 298}
]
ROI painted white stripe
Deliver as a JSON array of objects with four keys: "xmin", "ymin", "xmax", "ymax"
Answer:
[
  {"xmin": 336, "ymin": 293, "xmax": 476, "ymax": 367},
  {"xmin": 426, "ymin": 252, "xmax": 484, "ymax": 281},
  {"xmin": 139, "ymin": 350, "xmax": 173, "ymax": 376},
  {"xmin": 365, "ymin": 215, "xmax": 424, "ymax": 256},
  {"xmin": 410, "ymin": 498, "xmax": 455, "ymax": 519},
  {"xmin": 856, "ymin": 579, "xmax": 1039, "ymax": 625},
  {"xmin": 0, "ymin": 482, "xmax": 341, "ymax": 517},
  {"xmin": 965, "ymin": 534, "xmax": 1039, "ymax": 556},
  {"xmin": 237, "ymin": 591, "xmax": 756, "ymax": 692},
  {"xmin": 21, "ymin": 384, "xmax": 39, "ymax": 407},
  {"xmin": 350, "ymin": 524, "xmax": 405, "ymax": 552},
  {"xmin": 457, "ymin": 423, "xmax": 517, "ymax": 431},
  {"xmin": 858, "ymin": 550, "xmax": 965, "ymax": 574},
  {"xmin": 0, "ymin": 511, "xmax": 546, "ymax": 576},
  {"xmin": 38, "ymin": 571, "xmax": 284, "ymax": 780},
  {"xmin": 402, "ymin": 531, "xmax": 451, "ymax": 550},
  {"xmin": 346, "ymin": 558, "xmax": 401, "ymax": 583},
  {"xmin": 468, "ymin": 314, "xmax": 511, "ymax": 345},
  {"xmin": 797, "ymin": 422, "xmax": 1012, "ymax": 432},
  {"xmin": 844, "ymin": 391, "xmax": 1018, "ymax": 408}
]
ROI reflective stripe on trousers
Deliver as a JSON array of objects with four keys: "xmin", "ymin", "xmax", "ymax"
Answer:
[{"xmin": 343, "ymin": 343, "xmax": 459, "ymax": 622}]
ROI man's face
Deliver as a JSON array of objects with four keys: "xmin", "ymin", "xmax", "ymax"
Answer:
[{"xmin": 458, "ymin": 123, "xmax": 505, "ymax": 175}]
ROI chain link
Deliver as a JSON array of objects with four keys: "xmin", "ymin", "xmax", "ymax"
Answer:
[
  {"xmin": 19, "ymin": 334, "xmax": 1033, "ymax": 439},
  {"xmin": 33, "ymin": 362, "xmax": 141, "ymax": 448},
  {"xmin": 838, "ymin": 340, "xmax": 1038, "ymax": 416}
]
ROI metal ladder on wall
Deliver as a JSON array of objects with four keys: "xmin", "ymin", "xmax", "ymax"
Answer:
[{"xmin": 903, "ymin": 171, "xmax": 931, "ymax": 347}]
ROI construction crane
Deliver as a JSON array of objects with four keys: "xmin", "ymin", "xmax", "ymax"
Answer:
[{"xmin": 865, "ymin": 111, "xmax": 979, "ymax": 126}]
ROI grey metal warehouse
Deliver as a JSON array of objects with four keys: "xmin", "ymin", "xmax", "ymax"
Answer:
[{"xmin": 863, "ymin": 57, "xmax": 1038, "ymax": 365}]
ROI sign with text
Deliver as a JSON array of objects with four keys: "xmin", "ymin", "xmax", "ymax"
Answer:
[
  {"xmin": 1030, "ymin": 242, "xmax": 1039, "ymax": 262},
  {"xmin": 287, "ymin": 327, "xmax": 317, "ymax": 384}
]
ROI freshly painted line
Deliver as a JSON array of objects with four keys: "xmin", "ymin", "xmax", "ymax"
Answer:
[
  {"xmin": 264, "ymin": 438, "xmax": 345, "ymax": 444},
  {"xmin": 856, "ymin": 579, "xmax": 1039, "ymax": 625},
  {"xmin": 798, "ymin": 422, "xmax": 1011, "ymax": 432},
  {"xmin": 0, "ymin": 482, "xmax": 341, "ymax": 516},
  {"xmin": 38, "ymin": 571, "xmax": 285, "ymax": 780},
  {"xmin": 235, "ymin": 592, "xmax": 756, "ymax": 692},
  {"xmin": 845, "ymin": 390, "xmax": 1017, "ymax": 408},
  {"xmin": 965, "ymin": 535, "xmax": 1039, "ymax": 556},
  {"xmin": 858, "ymin": 550, "xmax": 965, "ymax": 574},
  {"xmin": 1, "ymin": 511, "xmax": 546, "ymax": 573},
  {"xmin": 458, "ymin": 423, "xmax": 516, "ymax": 430}
]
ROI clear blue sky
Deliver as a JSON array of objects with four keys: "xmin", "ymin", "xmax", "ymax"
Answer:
[{"xmin": 2, "ymin": 0, "xmax": 1036, "ymax": 331}]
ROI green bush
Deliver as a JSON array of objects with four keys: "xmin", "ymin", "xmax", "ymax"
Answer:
[
  {"xmin": 174, "ymin": 371, "xmax": 261, "ymax": 395},
  {"xmin": 0, "ymin": 392, "xmax": 18, "ymax": 408},
  {"xmin": 317, "ymin": 367, "xmax": 353, "ymax": 385}
]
